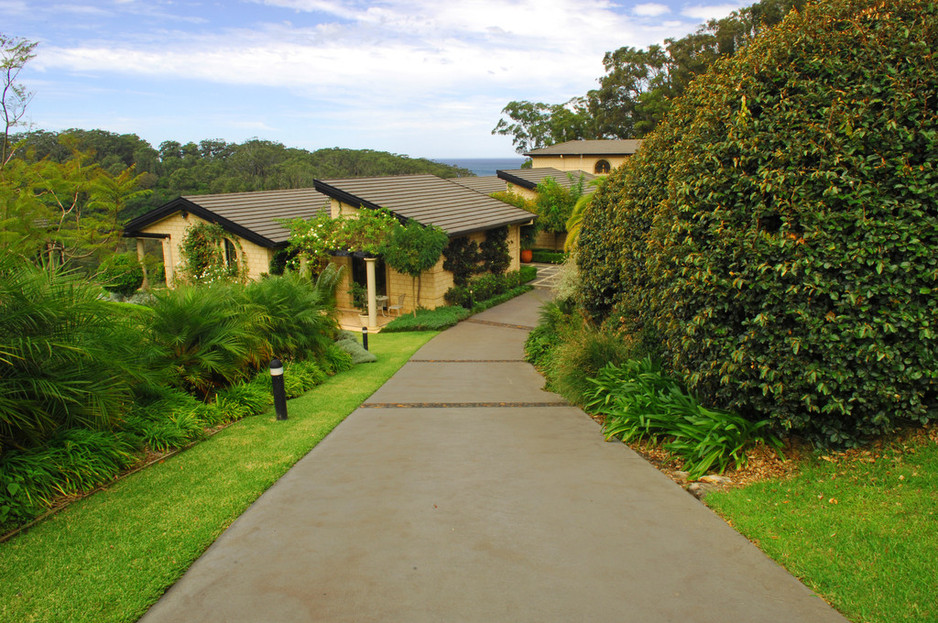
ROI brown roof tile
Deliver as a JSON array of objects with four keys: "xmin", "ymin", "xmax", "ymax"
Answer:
[
  {"xmin": 450, "ymin": 176, "xmax": 508, "ymax": 195},
  {"xmin": 181, "ymin": 188, "xmax": 329, "ymax": 243},
  {"xmin": 497, "ymin": 167, "xmax": 595, "ymax": 191},
  {"xmin": 124, "ymin": 187, "xmax": 329, "ymax": 246},
  {"xmin": 314, "ymin": 174, "xmax": 534, "ymax": 236}
]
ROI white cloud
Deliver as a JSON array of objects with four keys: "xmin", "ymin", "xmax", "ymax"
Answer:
[
  {"xmin": 18, "ymin": 0, "xmax": 719, "ymax": 156},
  {"xmin": 35, "ymin": 0, "xmax": 659, "ymax": 106},
  {"xmin": 680, "ymin": 3, "xmax": 746, "ymax": 21},
  {"xmin": 0, "ymin": 0, "xmax": 28, "ymax": 14},
  {"xmin": 633, "ymin": 3, "xmax": 670, "ymax": 17},
  {"xmin": 50, "ymin": 4, "xmax": 112, "ymax": 17}
]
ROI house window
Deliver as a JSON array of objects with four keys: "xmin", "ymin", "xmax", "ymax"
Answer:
[
  {"xmin": 224, "ymin": 238, "xmax": 238, "ymax": 271},
  {"xmin": 595, "ymin": 159, "xmax": 611, "ymax": 174}
]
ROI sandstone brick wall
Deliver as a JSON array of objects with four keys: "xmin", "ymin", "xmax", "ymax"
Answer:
[
  {"xmin": 534, "ymin": 230, "xmax": 566, "ymax": 251},
  {"xmin": 507, "ymin": 184, "xmax": 538, "ymax": 201},
  {"xmin": 530, "ymin": 154, "xmax": 630, "ymax": 174},
  {"xmin": 139, "ymin": 212, "xmax": 273, "ymax": 286}
]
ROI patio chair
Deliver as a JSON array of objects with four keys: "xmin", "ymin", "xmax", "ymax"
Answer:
[{"xmin": 387, "ymin": 293, "xmax": 405, "ymax": 316}]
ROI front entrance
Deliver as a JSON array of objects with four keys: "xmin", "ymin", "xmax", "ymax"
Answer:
[{"xmin": 351, "ymin": 256, "xmax": 387, "ymax": 296}]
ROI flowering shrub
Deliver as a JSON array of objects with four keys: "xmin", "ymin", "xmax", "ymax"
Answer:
[
  {"xmin": 286, "ymin": 208, "xmax": 399, "ymax": 273},
  {"xmin": 178, "ymin": 222, "xmax": 248, "ymax": 285}
]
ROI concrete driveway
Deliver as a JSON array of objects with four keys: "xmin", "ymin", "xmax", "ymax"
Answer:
[{"xmin": 139, "ymin": 290, "xmax": 847, "ymax": 623}]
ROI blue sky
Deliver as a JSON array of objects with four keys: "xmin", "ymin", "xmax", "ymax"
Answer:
[{"xmin": 3, "ymin": 0, "xmax": 747, "ymax": 158}]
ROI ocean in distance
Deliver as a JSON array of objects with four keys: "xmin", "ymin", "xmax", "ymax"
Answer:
[{"xmin": 434, "ymin": 157, "xmax": 526, "ymax": 177}]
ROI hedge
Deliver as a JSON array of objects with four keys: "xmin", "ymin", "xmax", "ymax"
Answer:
[{"xmin": 576, "ymin": 0, "xmax": 938, "ymax": 444}]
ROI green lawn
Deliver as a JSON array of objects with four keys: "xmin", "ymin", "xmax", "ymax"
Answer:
[
  {"xmin": 0, "ymin": 331, "xmax": 436, "ymax": 623},
  {"xmin": 707, "ymin": 428, "xmax": 938, "ymax": 623}
]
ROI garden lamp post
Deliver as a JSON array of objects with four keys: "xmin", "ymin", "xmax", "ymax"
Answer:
[{"xmin": 270, "ymin": 358, "xmax": 288, "ymax": 420}]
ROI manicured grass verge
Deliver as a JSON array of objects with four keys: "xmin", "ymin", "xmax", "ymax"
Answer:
[
  {"xmin": 471, "ymin": 285, "xmax": 534, "ymax": 314},
  {"xmin": 0, "ymin": 331, "xmax": 436, "ymax": 623},
  {"xmin": 706, "ymin": 427, "xmax": 938, "ymax": 623},
  {"xmin": 383, "ymin": 284, "xmax": 535, "ymax": 333},
  {"xmin": 382, "ymin": 305, "xmax": 470, "ymax": 332}
]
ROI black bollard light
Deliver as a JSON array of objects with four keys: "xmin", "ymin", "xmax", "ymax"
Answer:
[
  {"xmin": 270, "ymin": 358, "xmax": 288, "ymax": 420},
  {"xmin": 469, "ymin": 288, "xmax": 474, "ymax": 309},
  {"xmin": 361, "ymin": 326, "xmax": 369, "ymax": 351}
]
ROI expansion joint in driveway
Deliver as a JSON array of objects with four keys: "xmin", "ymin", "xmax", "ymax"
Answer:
[
  {"xmin": 360, "ymin": 401, "xmax": 568, "ymax": 409},
  {"xmin": 409, "ymin": 359, "xmax": 525, "ymax": 363},
  {"xmin": 462, "ymin": 319, "xmax": 536, "ymax": 331}
]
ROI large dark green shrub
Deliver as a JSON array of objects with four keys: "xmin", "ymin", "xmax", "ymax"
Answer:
[
  {"xmin": 99, "ymin": 252, "xmax": 144, "ymax": 297},
  {"xmin": 577, "ymin": 0, "xmax": 938, "ymax": 444},
  {"xmin": 576, "ymin": 98, "xmax": 688, "ymax": 326}
]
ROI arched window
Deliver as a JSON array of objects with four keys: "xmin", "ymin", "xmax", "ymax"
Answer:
[
  {"xmin": 594, "ymin": 159, "xmax": 611, "ymax": 174},
  {"xmin": 224, "ymin": 238, "xmax": 238, "ymax": 271}
]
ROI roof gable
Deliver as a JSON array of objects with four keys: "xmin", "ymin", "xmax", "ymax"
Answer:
[
  {"xmin": 123, "ymin": 187, "xmax": 329, "ymax": 247},
  {"xmin": 314, "ymin": 174, "xmax": 534, "ymax": 236}
]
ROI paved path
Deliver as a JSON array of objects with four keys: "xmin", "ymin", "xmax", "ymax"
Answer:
[
  {"xmin": 529, "ymin": 262, "xmax": 562, "ymax": 289},
  {"xmin": 140, "ymin": 290, "xmax": 847, "ymax": 623}
]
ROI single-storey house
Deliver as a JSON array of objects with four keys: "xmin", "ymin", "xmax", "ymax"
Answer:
[
  {"xmin": 525, "ymin": 139, "xmax": 642, "ymax": 175},
  {"xmin": 124, "ymin": 175, "xmax": 534, "ymax": 326},
  {"xmin": 122, "ymin": 188, "xmax": 329, "ymax": 285},
  {"xmin": 313, "ymin": 174, "xmax": 533, "ymax": 316}
]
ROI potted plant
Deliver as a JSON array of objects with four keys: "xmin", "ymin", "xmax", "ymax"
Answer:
[
  {"xmin": 520, "ymin": 224, "xmax": 537, "ymax": 263},
  {"xmin": 348, "ymin": 281, "xmax": 368, "ymax": 323}
]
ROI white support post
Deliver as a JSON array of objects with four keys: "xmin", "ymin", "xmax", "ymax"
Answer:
[{"xmin": 365, "ymin": 256, "xmax": 377, "ymax": 329}]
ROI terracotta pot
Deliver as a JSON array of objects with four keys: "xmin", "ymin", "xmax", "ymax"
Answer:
[{"xmin": 520, "ymin": 249, "xmax": 533, "ymax": 263}]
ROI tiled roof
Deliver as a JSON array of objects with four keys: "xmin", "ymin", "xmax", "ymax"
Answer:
[
  {"xmin": 450, "ymin": 176, "xmax": 508, "ymax": 195},
  {"xmin": 497, "ymin": 167, "xmax": 595, "ymax": 191},
  {"xmin": 525, "ymin": 139, "xmax": 642, "ymax": 157},
  {"xmin": 314, "ymin": 174, "xmax": 534, "ymax": 236},
  {"xmin": 124, "ymin": 188, "xmax": 330, "ymax": 246}
]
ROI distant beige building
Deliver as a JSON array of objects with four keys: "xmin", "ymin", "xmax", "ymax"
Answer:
[{"xmin": 525, "ymin": 139, "xmax": 642, "ymax": 175}]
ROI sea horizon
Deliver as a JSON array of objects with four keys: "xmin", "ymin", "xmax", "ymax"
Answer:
[{"xmin": 433, "ymin": 157, "xmax": 526, "ymax": 177}]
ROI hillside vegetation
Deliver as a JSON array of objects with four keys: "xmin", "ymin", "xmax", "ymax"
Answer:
[{"xmin": 12, "ymin": 130, "xmax": 473, "ymax": 219}]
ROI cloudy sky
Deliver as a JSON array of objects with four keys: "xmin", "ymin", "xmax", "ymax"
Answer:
[{"xmin": 3, "ymin": 0, "xmax": 747, "ymax": 158}]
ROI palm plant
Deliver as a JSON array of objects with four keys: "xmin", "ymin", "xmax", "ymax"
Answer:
[
  {"xmin": 0, "ymin": 256, "xmax": 154, "ymax": 451},
  {"xmin": 242, "ymin": 271, "xmax": 340, "ymax": 362},
  {"xmin": 147, "ymin": 285, "xmax": 268, "ymax": 398},
  {"xmin": 564, "ymin": 177, "xmax": 603, "ymax": 252}
]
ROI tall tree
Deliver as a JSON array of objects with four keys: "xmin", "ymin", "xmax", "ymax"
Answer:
[
  {"xmin": 492, "ymin": 0, "xmax": 807, "ymax": 152},
  {"xmin": 1, "ymin": 34, "xmax": 37, "ymax": 168}
]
